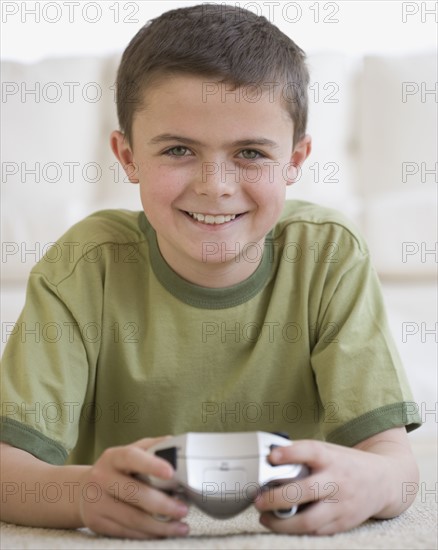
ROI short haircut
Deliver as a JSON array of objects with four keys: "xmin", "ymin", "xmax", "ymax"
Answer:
[{"xmin": 116, "ymin": 4, "xmax": 309, "ymax": 148}]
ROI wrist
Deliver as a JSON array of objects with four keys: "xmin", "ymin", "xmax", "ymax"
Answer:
[
  {"xmin": 69, "ymin": 465, "xmax": 92, "ymax": 528},
  {"xmin": 368, "ymin": 452, "xmax": 419, "ymax": 519}
]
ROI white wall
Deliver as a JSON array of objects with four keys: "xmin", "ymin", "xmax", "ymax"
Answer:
[{"xmin": 2, "ymin": 0, "xmax": 437, "ymax": 62}]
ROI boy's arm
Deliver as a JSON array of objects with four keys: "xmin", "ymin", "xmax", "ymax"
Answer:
[
  {"xmin": 0, "ymin": 440, "xmax": 190, "ymax": 538},
  {"xmin": 255, "ymin": 427, "xmax": 420, "ymax": 535},
  {"xmin": 353, "ymin": 427, "xmax": 419, "ymax": 518},
  {"xmin": 0, "ymin": 442, "xmax": 87, "ymax": 528}
]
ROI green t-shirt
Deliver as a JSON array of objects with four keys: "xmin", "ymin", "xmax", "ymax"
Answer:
[{"xmin": 0, "ymin": 201, "xmax": 421, "ymax": 465}]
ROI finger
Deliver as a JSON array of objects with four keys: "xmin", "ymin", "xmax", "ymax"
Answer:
[
  {"xmin": 269, "ymin": 440, "xmax": 332, "ymax": 470},
  {"xmin": 309, "ymin": 505, "xmax": 370, "ymax": 536},
  {"xmin": 255, "ymin": 482, "xmax": 304, "ymax": 513},
  {"xmin": 255, "ymin": 472, "xmax": 340, "ymax": 515},
  {"xmin": 113, "ymin": 504, "xmax": 189, "ymax": 539},
  {"xmin": 107, "ymin": 503, "xmax": 189, "ymax": 538},
  {"xmin": 134, "ymin": 479, "xmax": 190, "ymax": 519},
  {"xmin": 87, "ymin": 516, "xmax": 157, "ymax": 540},
  {"xmin": 259, "ymin": 500, "xmax": 333, "ymax": 535},
  {"xmin": 99, "ymin": 470, "xmax": 188, "ymax": 520},
  {"xmin": 89, "ymin": 508, "xmax": 189, "ymax": 539},
  {"xmin": 133, "ymin": 436, "xmax": 173, "ymax": 451},
  {"xmin": 104, "ymin": 445, "xmax": 174, "ymax": 479}
]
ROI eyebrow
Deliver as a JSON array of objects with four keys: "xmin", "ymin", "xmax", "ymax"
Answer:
[{"xmin": 148, "ymin": 133, "xmax": 280, "ymax": 149}]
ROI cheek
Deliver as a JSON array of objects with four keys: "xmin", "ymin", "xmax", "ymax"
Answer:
[
  {"xmin": 243, "ymin": 164, "xmax": 287, "ymax": 202},
  {"xmin": 257, "ymin": 161, "xmax": 286, "ymax": 185},
  {"xmin": 138, "ymin": 164, "xmax": 184, "ymax": 203}
]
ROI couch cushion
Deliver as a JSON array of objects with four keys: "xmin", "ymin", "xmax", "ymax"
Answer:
[
  {"xmin": 287, "ymin": 52, "xmax": 362, "ymax": 225},
  {"xmin": 364, "ymin": 188, "xmax": 437, "ymax": 278},
  {"xmin": 1, "ymin": 57, "xmax": 111, "ymax": 282},
  {"xmin": 359, "ymin": 53, "xmax": 437, "ymax": 277}
]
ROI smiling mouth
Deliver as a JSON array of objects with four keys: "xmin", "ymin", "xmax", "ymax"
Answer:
[{"xmin": 185, "ymin": 211, "xmax": 244, "ymax": 225}]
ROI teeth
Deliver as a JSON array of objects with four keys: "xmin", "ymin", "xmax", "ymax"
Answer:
[{"xmin": 188, "ymin": 212, "xmax": 237, "ymax": 225}]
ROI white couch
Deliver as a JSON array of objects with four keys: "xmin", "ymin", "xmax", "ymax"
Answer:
[{"xmin": 1, "ymin": 52, "xmax": 437, "ymax": 452}]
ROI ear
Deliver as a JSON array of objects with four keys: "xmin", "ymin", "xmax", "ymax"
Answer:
[
  {"xmin": 110, "ymin": 130, "xmax": 139, "ymax": 184},
  {"xmin": 285, "ymin": 134, "xmax": 312, "ymax": 185}
]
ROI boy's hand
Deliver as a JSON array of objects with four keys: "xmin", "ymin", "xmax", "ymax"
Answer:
[
  {"xmin": 78, "ymin": 437, "xmax": 190, "ymax": 539},
  {"xmin": 254, "ymin": 427, "xmax": 419, "ymax": 535}
]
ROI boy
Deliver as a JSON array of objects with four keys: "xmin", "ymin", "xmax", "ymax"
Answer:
[{"xmin": 0, "ymin": 4, "xmax": 421, "ymax": 539}]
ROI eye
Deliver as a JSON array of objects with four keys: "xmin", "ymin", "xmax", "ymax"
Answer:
[
  {"xmin": 238, "ymin": 149, "xmax": 265, "ymax": 160},
  {"xmin": 163, "ymin": 146, "xmax": 192, "ymax": 157}
]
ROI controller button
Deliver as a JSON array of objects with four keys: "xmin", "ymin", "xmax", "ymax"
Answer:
[{"xmin": 155, "ymin": 447, "xmax": 177, "ymax": 469}]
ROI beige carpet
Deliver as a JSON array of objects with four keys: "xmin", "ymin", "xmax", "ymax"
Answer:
[
  {"xmin": 2, "ymin": 439, "xmax": 436, "ymax": 549},
  {"xmin": 1, "ymin": 496, "xmax": 436, "ymax": 550}
]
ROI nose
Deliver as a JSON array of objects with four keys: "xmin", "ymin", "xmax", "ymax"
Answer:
[{"xmin": 193, "ymin": 160, "xmax": 237, "ymax": 197}]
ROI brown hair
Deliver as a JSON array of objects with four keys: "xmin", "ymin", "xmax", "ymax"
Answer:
[{"xmin": 116, "ymin": 4, "xmax": 309, "ymax": 147}]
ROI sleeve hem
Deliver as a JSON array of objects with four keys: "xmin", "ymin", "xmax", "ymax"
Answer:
[
  {"xmin": 0, "ymin": 416, "xmax": 68, "ymax": 465},
  {"xmin": 325, "ymin": 402, "xmax": 423, "ymax": 447}
]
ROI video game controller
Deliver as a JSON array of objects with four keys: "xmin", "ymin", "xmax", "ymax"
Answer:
[{"xmin": 137, "ymin": 431, "xmax": 309, "ymax": 519}]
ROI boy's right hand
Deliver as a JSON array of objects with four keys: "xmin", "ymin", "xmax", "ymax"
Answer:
[{"xmin": 78, "ymin": 437, "xmax": 190, "ymax": 539}]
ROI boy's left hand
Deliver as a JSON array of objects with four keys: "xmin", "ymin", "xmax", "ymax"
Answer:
[{"xmin": 254, "ymin": 427, "xmax": 419, "ymax": 535}]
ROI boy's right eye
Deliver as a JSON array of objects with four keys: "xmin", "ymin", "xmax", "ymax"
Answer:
[{"xmin": 163, "ymin": 146, "xmax": 191, "ymax": 157}]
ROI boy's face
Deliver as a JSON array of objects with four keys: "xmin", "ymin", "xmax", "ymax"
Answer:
[{"xmin": 111, "ymin": 74, "xmax": 311, "ymax": 287}]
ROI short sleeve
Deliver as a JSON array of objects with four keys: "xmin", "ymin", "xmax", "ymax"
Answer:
[
  {"xmin": 1, "ymin": 271, "xmax": 89, "ymax": 464},
  {"xmin": 310, "ymin": 242, "xmax": 422, "ymax": 446}
]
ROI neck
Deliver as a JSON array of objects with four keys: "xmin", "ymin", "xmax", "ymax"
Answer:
[{"xmin": 156, "ymin": 237, "xmax": 265, "ymax": 288}]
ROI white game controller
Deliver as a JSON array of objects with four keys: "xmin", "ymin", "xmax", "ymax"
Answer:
[{"xmin": 137, "ymin": 431, "xmax": 309, "ymax": 519}]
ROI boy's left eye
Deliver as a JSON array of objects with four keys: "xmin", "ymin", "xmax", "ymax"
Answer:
[
  {"xmin": 164, "ymin": 146, "xmax": 191, "ymax": 157},
  {"xmin": 239, "ymin": 149, "xmax": 264, "ymax": 160}
]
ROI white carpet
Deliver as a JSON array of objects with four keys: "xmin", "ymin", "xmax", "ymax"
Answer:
[{"xmin": 1, "ymin": 496, "xmax": 436, "ymax": 550}]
